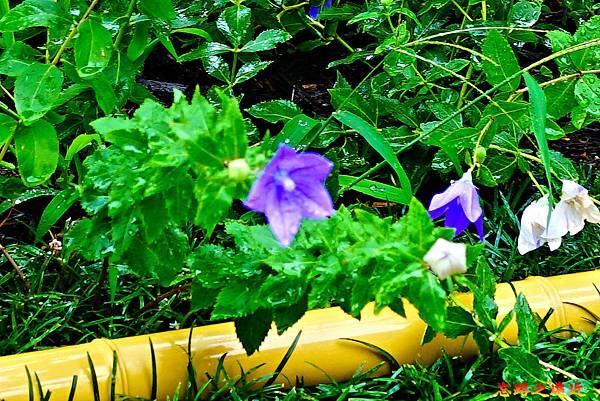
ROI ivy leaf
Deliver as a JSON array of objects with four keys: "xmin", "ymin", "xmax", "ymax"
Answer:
[
  {"xmin": 14, "ymin": 120, "xmax": 59, "ymax": 187},
  {"xmin": 247, "ymin": 100, "xmax": 302, "ymax": 124},
  {"xmin": 499, "ymin": 347, "xmax": 551, "ymax": 384},
  {"xmin": 74, "ymin": 17, "xmax": 113, "ymax": 78},
  {"xmin": 240, "ymin": 29, "xmax": 291, "ymax": 53},
  {"xmin": 14, "ymin": 63, "xmax": 64, "ymax": 122},
  {"xmin": 234, "ymin": 308, "xmax": 273, "ymax": 355},
  {"xmin": 482, "ymin": 30, "xmax": 521, "ymax": 92}
]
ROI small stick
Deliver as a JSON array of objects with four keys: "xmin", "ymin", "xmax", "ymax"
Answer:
[
  {"xmin": 134, "ymin": 284, "xmax": 191, "ymax": 317},
  {"xmin": 0, "ymin": 242, "xmax": 30, "ymax": 290}
]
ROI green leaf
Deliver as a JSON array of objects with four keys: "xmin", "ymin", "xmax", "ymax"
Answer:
[
  {"xmin": 524, "ymin": 72, "xmax": 553, "ymax": 200},
  {"xmin": 0, "ymin": 113, "xmax": 17, "ymax": 145},
  {"xmin": 514, "ymin": 294, "xmax": 538, "ymax": 351},
  {"xmin": 0, "ymin": 0, "xmax": 70, "ymax": 31},
  {"xmin": 444, "ymin": 306, "xmax": 476, "ymax": 339},
  {"xmin": 216, "ymin": 5, "xmax": 252, "ymax": 47},
  {"xmin": 233, "ymin": 60, "xmax": 271, "ymax": 85},
  {"xmin": 74, "ymin": 17, "xmax": 113, "ymax": 78},
  {"xmin": 14, "ymin": 63, "xmax": 64, "ymax": 122},
  {"xmin": 138, "ymin": 0, "xmax": 176, "ymax": 20},
  {"xmin": 544, "ymin": 79, "xmax": 577, "ymax": 119},
  {"xmin": 548, "ymin": 150, "xmax": 578, "ymax": 181},
  {"xmin": 499, "ymin": 347, "xmax": 551, "ymax": 384},
  {"xmin": 482, "ymin": 30, "xmax": 521, "ymax": 92},
  {"xmin": 574, "ymin": 75, "xmax": 600, "ymax": 118},
  {"xmin": 234, "ymin": 309, "xmax": 273, "ymax": 355},
  {"xmin": 406, "ymin": 270, "xmax": 446, "ymax": 332},
  {"xmin": 65, "ymin": 134, "xmax": 101, "ymax": 162},
  {"xmin": 247, "ymin": 100, "xmax": 302, "ymax": 123},
  {"xmin": 35, "ymin": 188, "xmax": 79, "ymax": 240},
  {"xmin": 14, "ymin": 120, "xmax": 59, "ymax": 186},
  {"xmin": 127, "ymin": 20, "xmax": 152, "ymax": 61},
  {"xmin": 240, "ymin": 29, "xmax": 291, "ymax": 52},
  {"xmin": 88, "ymin": 74, "xmax": 117, "ymax": 114},
  {"xmin": 334, "ymin": 111, "xmax": 412, "ymax": 203},
  {"xmin": 338, "ymin": 175, "xmax": 409, "ymax": 204},
  {"xmin": 0, "ymin": 42, "xmax": 38, "ymax": 76},
  {"xmin": 274, "ymin": 114, "xmax": 320, "ymax": 149},
  {"xmin": 201, "ymin": 55, "xmax": 230, "ymax": 83}
]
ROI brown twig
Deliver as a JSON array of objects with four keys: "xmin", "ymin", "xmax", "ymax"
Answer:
[
  {"xmin": 134, "ymin": 283, "xmax": 192, "ymax": 317},
  {"xmin": 0, "ymin": 242, "xmax": 30, "ymax": 290}
]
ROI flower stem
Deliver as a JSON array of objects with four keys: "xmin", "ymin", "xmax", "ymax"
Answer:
[
  {"xmin": 114, "ymin": 0, "xmax": 137, "ymax": 49},
  {"xmin": 51, "ymin": 0, "xmax": 100, "ymax": 66}
]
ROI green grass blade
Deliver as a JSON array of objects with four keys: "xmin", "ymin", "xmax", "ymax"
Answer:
[
  {"xmin": 340, "ymin": 338, "xmax": 400, "ymax": 371},
  {"xmin": 334, "ymin": 111, "xmax": 412, "ymax": 204},
  {"xmin": 149, "ymin": 338, "xmax": 158, "ymax": 400},
  {"xmin": 110, "ymin": 351, "xmax": 118, "ymax": 401},
  {"xmin": 67, "ymin": 376, "xmax": 78, "ymax": 401},
  {"xmin": 524, "ymin": 72, "xmax": 553, "ymax": 205},
  {"xmin": 264, "ymin": 330, "xmax": 302, "ymax": 387},
  {"xmin": 25, "ymin": 366, "xmax": 34, "ymax": 401},
  {"xmin": 86, "ymin": 353, "xmax": 101, "ymax": 401}
]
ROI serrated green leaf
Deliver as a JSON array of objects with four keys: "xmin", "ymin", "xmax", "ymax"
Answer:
[
  {"xmin": 241, "ymin": 29, "xmax": 291, "ymax": 52},
  {"xmin": 515, "ymin": 294, "xmax": 538, "ymax": 351},
  {"xmin": 499, "ymin": 347, "xmax": 551, "ymax": 384},
  {"xmin": 233, "ymin": 60, "xmax": 271, "ymax": 85},
  {"xmin": 217, "ymin": 5, "xmax": 252, "ymax": 47},
  {"xmin": 247, "ymin": 100, "xmax": 302, "ymax": 123},
  {"xmin": 444, "ymin": 306, "xmax": 476, "ymax": 338},
  {"xmin": 234, "ymin": 309, "xmax": 273, "ymax": 355},
  {"xmin": 482, "ymin": 30, "xmax": 521, "ymax": 92},
  {"xmin": 406, "ymin": 269, "xmax": 446, "ymax": 332},
  {"xmin": 544, "ymin": 79, "xmax": 577, "ymax": 119},
  {"xmin": 574, "ymin": 75, "xmax": 600, "ymax": 117}
]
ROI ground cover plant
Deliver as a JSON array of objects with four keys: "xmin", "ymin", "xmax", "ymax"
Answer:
[{"xmin": 0, "ymin": 0, "xmax": 599, "ymax": 399}]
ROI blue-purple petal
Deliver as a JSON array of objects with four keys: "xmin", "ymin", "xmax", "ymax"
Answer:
[
  {"xmin": 294, "ymin": 182, "xmax": 334, "ymax": 219},
  {"xmin": 264, "ymin": 189, "xmax": 303, "ymax": 247},
  {"xmin": 475, "ymin": 214, "xmax": 485, "ymax": 241},
  {"xmin": 308, "ymin": 5, "xmax": 321, "ymax": 19},
  {"xmin": 444, "ymin": 200, "xmax": 471, "ymax": 237}
]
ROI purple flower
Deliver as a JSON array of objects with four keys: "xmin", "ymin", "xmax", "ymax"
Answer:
[
  {"xmin": 244, "ymin": 144, "xmax": 335, "ymax": 246},
  {"xmin": 428, "ymin": 170, "xmax": 484, "ymax": 241},
  {"xmin": 308, "ymin": 0, "xmax": 332, "ymax": 19}
]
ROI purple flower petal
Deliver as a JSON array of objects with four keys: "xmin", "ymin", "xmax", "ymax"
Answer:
[
  {"xmin": 429, "ymin": 183, "xmax": 463, "ymax": 213},
  {"xmin": 444, "ymin": 200, "xmax": 471, "ymax": 237},
  {"xmin": 294, "ymin": 182, "xmax": 334, "ymax": 219},
  {"xmin": 265, "ymin": 189, "xmax": 303, "ymax": 247},
  {"xmin": 287, "ymin": 153, "xmax": 333, "ymax": 183},
  {"xmin": 458, "ymin": 185, "xmax": 483, "ymax": 222},
  {"xmin": 324, "ymin": 0, "xmax": 332, "ymax": 8}
]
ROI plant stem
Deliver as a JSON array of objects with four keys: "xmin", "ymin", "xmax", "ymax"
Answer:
[
  {"xmin": 113, "ymin": 0, "xmax": 137, "ymax": 49},
  {"xmin": 51, "ymin": 0, "xmax": 101, "ymax": 66}
]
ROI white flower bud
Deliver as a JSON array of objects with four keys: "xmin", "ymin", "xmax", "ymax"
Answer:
[{"xmin": 423, "ymin": 238, "xmax": 467, "ymax": 280}]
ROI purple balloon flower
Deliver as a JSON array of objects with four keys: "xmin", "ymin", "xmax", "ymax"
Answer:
[
  {"xmin": 428, "ymin": 170, "xmax": 484, "ymax": 241},
  {"xmin": 308, "ymin": 0, "xmax": 332, "ymax": 19},
  {"xmin": 244, "ymin": 144, "xmax": 335, "ymax": 247}
]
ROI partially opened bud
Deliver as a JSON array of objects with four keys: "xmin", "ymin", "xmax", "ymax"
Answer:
[
  {"xmin": 423, "ymin": 238, "xmax": 467, "ymax": 280},
  {"xmin": 228, "ymin": 158, "xmax": 250, "ymax": 182}
]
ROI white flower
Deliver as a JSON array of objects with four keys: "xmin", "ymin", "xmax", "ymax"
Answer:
[
  {"xmin": 424, "ymin": 238, "xmax": 467, "ymax": 280},
  {"xmin": 545, "ymin": 180, "xmax": 600, "ymax": 239},
  {"xmin": 517, "ymin": 195, "xmax": 562, "ymax": 255}
]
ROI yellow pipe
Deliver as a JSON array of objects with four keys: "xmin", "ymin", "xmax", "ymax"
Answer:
[{"xmin": 0, "ymin": 270, "xmax": 598, "ymax": 401}]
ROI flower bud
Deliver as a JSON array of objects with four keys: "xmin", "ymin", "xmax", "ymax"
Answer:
[
  {"xmin": 423, "ymin": 238, "xmax": 467, "ymax": 280},
  {"xmin": 228, "ymin": 158, "xmax": 250, "ymax": 182},
  {"xmin": 474, "ymin": 146, "xmax": 487, "ymax": 164}
]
